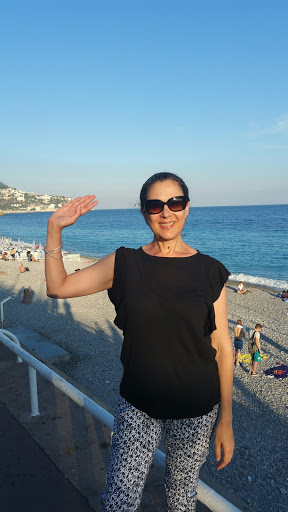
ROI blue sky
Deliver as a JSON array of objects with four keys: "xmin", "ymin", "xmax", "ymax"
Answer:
[{"xmin": 1, "ymin": 0, "xmax": 287, "ymax": 208}]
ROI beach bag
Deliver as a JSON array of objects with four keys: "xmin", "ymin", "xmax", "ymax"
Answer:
[{"xmin": 248, "ymin": 332, "xmax": 257, "ymax": 354}]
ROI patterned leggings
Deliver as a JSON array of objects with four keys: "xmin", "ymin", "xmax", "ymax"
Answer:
[{"xmin": 102, "ymin": 397, "xmax": 219, "ymax": 512}]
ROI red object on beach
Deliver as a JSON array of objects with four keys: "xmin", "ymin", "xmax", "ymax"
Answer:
[{"xmin": 264, "ymin": 364, "xmax": 288, "ymax": 379}]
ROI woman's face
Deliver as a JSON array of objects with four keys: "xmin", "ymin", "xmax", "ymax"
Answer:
[{"xmin": 143, "ymin": 179, "xmax": 189, "ymax": 241}]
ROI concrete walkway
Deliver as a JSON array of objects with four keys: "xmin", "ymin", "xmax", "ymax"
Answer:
[
  {"xmin": 0, "ymin": 340, "xmax": 246, "ymax": 512},
  {"xmin": 0, "ymin": 401, "xmax": 94, "ymax": 512}
]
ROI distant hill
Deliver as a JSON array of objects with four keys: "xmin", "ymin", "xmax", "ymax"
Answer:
[{"xmin": 0, "ymin": 182, "xmax": 71, "ymax": 213}]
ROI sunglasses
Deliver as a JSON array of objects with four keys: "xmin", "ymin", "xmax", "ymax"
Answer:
[{"xmin": 144, "ymin": 196, "xmax": 187, "ymax": 214}]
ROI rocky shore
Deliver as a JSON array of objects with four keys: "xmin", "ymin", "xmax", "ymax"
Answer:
[{"xmin": 1, "ymin": 257, "xmax": 287, "ymax": 512}]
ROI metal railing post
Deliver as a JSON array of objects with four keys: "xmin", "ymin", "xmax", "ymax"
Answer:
[
  {"xmin": 0, "ymin": 297, "xmax": 12, "ymax": 329},
  {"xmin": 28, "ymin": 366, "xmax": 40, "ymax": 416}
]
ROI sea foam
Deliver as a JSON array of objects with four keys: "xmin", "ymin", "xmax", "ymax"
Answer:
[{"xmin": 229, "ymin": 273, "xmax": 288, "ymax": 291}]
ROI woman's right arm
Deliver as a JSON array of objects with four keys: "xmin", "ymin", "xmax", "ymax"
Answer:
[{"xmin": 45, "ymin": 195, "xmax": 115, "ymax": 299}]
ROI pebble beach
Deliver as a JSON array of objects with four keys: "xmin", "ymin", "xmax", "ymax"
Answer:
[{"xmin": 0, "ymin": 256, "xmax": 288, "ymax": 512}]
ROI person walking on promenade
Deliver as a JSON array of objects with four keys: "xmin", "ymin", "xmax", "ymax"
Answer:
[
  {"xmin": 249, "ymin": 324, "xmax": 262, "ymax": 376},
  {"xmin": 233, "ymin": 319, "xmax": 246, "ymax": 366},
  {"xmin": 45, "ymin": 172, "xmax": 234, "ymax": 512}
]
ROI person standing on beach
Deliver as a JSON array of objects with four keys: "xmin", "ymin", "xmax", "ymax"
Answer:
[
  {"xmin": 10, "ymin": 247, "xmax": 16, "ymax": 261},
  {"xmin": 44, "ymin": 172, "xmax": 234, "ymax": 512},
  {"xmin": 249, "ymin": 324, "xmax": 262, "ymax": 376},
  {"xmin": 233, "ymin": 319, "xmax": 245, "ymax": 366}
]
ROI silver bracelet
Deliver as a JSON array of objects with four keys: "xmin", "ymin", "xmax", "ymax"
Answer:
[
  {"xmin": 44, "ymin": 243, "xmax": 63, "ymax": 255},
  {"xmin": 44, "ymin": 249, "xmax": 63, "ymax": 260}
]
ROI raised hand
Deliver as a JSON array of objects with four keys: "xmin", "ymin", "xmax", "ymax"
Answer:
[{"xmin": 48, "ymin": 195, "xmax": 98, "ymax": 231}]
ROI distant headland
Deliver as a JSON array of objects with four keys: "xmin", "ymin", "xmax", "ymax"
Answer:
[{"xmin": 0, "ymin": 181, "xmax": 71, "ymax": 214}]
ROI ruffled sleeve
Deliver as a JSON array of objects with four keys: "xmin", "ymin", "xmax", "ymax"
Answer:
[
  {"xmin": 204, "ymin": 257, "xmax": 230, "ymax": 335},
  {"xmin": 208, "ymin": 257, "xmax": 230, "ymax": 304},
  {"xmin": 107, "ymin": 247, "xmax": 126, "ymax": 330}
]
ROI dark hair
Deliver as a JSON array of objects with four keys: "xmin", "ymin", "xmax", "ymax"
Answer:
[
  {"xmin": 140, "ymin": 172, "xmax": 190, "ymax": 208},
  {"xmin": 255, "ymin": 323, "xmax": 262, "ymax": 329}
]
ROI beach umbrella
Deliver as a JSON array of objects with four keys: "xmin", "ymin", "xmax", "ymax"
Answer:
[
  {"xmin": 31, "ymin": 240, "xmax": 36, "ymax": 250},
  {"xmin": 17, "ymin": 240, "xmax": 22, "ymax": 251},
  {"xmin": 38, "ymin": 242, "xmax": 43, "ymax": 251}
]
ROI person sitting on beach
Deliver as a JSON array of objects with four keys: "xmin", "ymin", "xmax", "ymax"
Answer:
[
  {"xmin": 249, "ymin": 324, "xmax": 262, "ymax": 376},
  {"xmin": 19, "ymin": 263, "xmax": 26, "ymax": 273},
  {"xmin": 1, "ymin": 252, "xmax": 9, "ymax": 261},
  {"xmin": 44, "ymin": 172, "xmax": 234, "ymax": 511},
  {"xmin": 233, "ymin": 319, "xmax": 246, "ymax": 366},
  {"xmin": 280, "ymin": 289, "xmax": 288, "ymax": 300},
  {"xmin": 237, "ymin": 281, "xmax": 248, "ymax": 294}
]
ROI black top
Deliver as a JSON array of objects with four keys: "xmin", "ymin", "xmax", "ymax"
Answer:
[{"xmin": 108, "ymin": 247, "xmax": 230, "ymax": 419}]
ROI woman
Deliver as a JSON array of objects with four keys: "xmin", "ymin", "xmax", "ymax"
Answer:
[
  {"xmin": 233, "ymin": 319, "xmax": 246, "ymax": 366},
  {"xmin": 45, "ymin": 172, "xmax": 234, "ymax": 512}
]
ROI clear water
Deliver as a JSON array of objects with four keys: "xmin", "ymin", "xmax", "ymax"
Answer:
[{"xmin": 1, "ymin": 204, "xmax": 287, "ymax": 289}]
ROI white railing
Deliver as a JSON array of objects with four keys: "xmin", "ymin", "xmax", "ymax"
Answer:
[
  {"xmin": 0, "ymin": 329, "xmax": 23, "ymax": 363},
  {"xmin": 0, "ymin": 296, "xmax": 13, "ymax": 329},
  {"xmin": 0, "ymin": 330, "xmax": 242, "ymax": 512}
]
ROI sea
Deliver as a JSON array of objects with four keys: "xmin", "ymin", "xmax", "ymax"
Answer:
[{"xmin": 1, "ymin": 204, "xmax": 287, "ymax": 290}]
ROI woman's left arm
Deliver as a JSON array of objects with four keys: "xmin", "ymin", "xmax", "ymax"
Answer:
[{"xmin": 211, "ymin": 285, "xmax": 235, "ymax": 470}]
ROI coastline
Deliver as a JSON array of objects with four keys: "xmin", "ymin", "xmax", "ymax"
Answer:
[
  {"xmin": 0, "ymin": 257, "xmax": 288, "ymax": 511},
  {"xmin": 228, "ymin": 279, "xmax": 285, "ymax": 293},
  {"xmin": 1, "ymin": 209, "xmax": 57, "ymax": 214}
]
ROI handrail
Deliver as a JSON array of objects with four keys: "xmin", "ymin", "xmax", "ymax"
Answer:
[
  {"xmin": 0, "ymin": 331, "xmax": 113, "ymax": 426},
  {"xmin": 0, "ymin": 331, "xmax": 242, "ymax": 512},
  {"xmin": 0, "ymin": 328, "xmax": 23, "ymax": 363}
]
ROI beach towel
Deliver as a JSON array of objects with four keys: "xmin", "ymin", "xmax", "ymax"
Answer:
[
  {"xmin": 264, "ymin": 364, "xmax": 288, "ymax": 379},
  {"xmin": 239, "ymin": 353, "xmax": 269, "ymax": 363}
]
